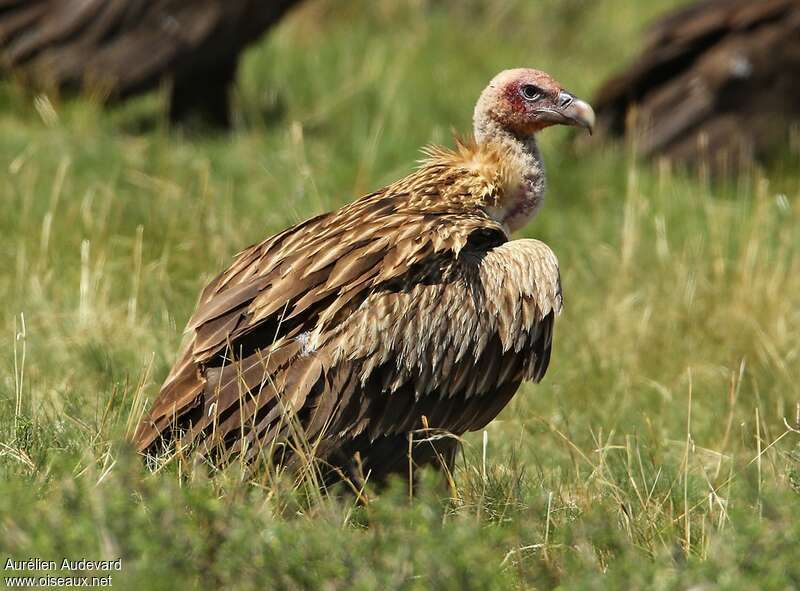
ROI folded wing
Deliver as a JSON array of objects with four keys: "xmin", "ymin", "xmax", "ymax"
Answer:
[{"xmin": 135, "ymin": 160, "xmax": 562, "ymax": 477}]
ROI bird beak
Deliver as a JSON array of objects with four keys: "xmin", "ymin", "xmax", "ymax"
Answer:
[{"xmin": 536, "ymin": 91, "xmax": 596, "ymax": 135}]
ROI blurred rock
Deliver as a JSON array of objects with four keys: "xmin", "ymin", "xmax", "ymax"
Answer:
[
  {"xmin": 0, "ymin": 0, "xmax": 303, "ymax": 126},
  {"xmin": 591, "ymin": 0, "xmax": 800, "ymax": 173}
]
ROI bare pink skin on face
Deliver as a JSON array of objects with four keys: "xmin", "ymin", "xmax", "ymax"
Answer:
[
  {"xmin": 474, "ymin": 68, "xmax": 595, "ymax": 232},
  {"xmin": 475, "ymin": 67, "xmax": 594, "ymax": 142},
  {"xmin": 499, "ymin": 70, "xmax": 566, "ymax": 135}
]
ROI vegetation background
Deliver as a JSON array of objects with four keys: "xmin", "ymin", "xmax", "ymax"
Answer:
[{"xmin": 2, "ymin": 0, "xmax": 800, "ymax": 588}]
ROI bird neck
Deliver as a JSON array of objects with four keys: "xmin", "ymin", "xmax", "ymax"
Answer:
[{"xmin": 474, "ymin": 118, "xmax": 547, "ymax": 232}]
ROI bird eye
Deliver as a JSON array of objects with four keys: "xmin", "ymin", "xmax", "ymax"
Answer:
[{"xmin": 520, "ymin": 84, "xmax": 541, "ymax": 101}]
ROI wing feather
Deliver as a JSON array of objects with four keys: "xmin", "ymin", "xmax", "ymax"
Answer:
[
  {"xmin": 134, "ymin": 168, "xmax": 507, "ymax": 454},
  {"xmin": 320, "ymin": 238, "xmax": 561, "ymax": 436},
  {"xmin": 135, "ymin": 153, "xmax": 561, "ymax": 482}
]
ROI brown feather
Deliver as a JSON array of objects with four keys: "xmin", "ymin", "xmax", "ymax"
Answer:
[{"xmin": 134, "ymin": 72, "xmax": 573, "ymax": 483}]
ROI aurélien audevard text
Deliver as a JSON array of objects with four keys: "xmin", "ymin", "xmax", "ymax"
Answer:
[
  {"xmin": 5, "ymin": 558, "xmax": 122, "ymax": 571},
  {"xmin": 4, "ymin": 557, "xmax": 122, "ymax": 587}
]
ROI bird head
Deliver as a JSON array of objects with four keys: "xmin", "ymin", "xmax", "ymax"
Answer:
[{"xmin": 474, "ymin": 68, "xmax": 595, "ymax": 142}]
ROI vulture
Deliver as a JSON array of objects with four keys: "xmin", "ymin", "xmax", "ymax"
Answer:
[
  {"xmin": 0, "ymin": 0, "xmax": 302, "ymax": 126},
  {"xmin": 134, "ymin": 68, "xmax": 596, "ymax": 486},
  {"xmin": 592, "ymin": 0, "xmax": 800, "ymax": 170}
]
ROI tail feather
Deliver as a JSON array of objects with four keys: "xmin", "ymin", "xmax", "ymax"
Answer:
[{"xmin": 136, "ymin": 337, "xmax": 329, "ymax": 468}]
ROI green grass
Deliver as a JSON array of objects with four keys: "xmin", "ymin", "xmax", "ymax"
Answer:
[{"xmin": 2, "ymin": 0, "xmax": 800, "ymax": 588}]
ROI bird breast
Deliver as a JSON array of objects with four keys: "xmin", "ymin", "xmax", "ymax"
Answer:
[
  {"xmin": 484, "ymin": 136, "xmax": 547, "ymax": 233},
  {"xmin": 501, "ymin": 174, "xmax": 546, "ymax": 232}
]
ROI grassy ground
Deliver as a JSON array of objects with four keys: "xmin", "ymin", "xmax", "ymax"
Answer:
[{"xmin": 2, "ymin": 0, "xmax": 800, "ymax": 589}]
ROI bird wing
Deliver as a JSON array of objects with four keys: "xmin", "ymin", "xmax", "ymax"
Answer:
[
  {"xmin": 133, "ymin": 162, "xmax": 513, "ymax": 454},
  {"xmin": 220, "ymin": 237, "xmax": 562, "ymax": 467},
  {"xmin": 315, "ymin": 238, "xmax": 562, "ymax": 440}
]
